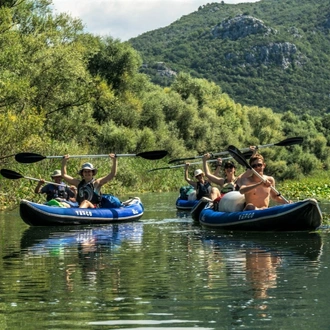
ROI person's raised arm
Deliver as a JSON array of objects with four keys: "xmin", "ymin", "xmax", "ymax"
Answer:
[
  {"xmin": 61, "ymin": 155, "xmax": 80, "ymax": 186},
  {"xmin": 203, "ymin": 154, "xmax": 224, "ymax": 186},
  {"xmin": 184, "ymin": 163, "xmax": 197, "ymax": 188},
  {"xmin": 97, "ymin": 154, "xmax": 117, "ymax": 187},
  {"xmin": 213, "ymin": 158, "xmax": 222, "ymax": 176}
]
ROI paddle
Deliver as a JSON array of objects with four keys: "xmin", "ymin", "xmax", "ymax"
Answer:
[
  {"xmin": 0, "ymin": 169, "xmax": 70, "ymax": 187},
  {"xmin": 227, "ymin": 145, "xmax": 289, "ymax": 204},
  {"xmin": 149, "ymin": 158, "xmax": 222, "ymax": 172},
  {"xmin": 168, "ymin": 137, "xmax": 303, "ymax": 164},
  {"xmin": 149, "ymin": 150, "xmax": 253, "ymax": 172},
  {"xmin": 15, "ymin": 150, "xmax": 168, "ymax": 163}
]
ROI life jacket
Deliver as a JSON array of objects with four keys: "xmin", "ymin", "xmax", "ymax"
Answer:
[
  {"xmin": 42, "ymin": 183, "xmax": 69, "ymax": 202},
  {"xmin": 196, "ymin": 181, "xmax": 211, "ymax": 200},
  {"xmin": 77, "ymin": 179, "xmax": 102, "ymax": 206}
]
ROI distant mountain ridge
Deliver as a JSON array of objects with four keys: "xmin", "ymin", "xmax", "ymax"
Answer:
[{"xmin": 129, "ymin": 0, "xmax": 330, "ymax": 116}]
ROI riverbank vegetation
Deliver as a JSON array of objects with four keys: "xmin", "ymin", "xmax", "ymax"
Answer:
[{"xmin": 1, "ymin": 0, "xmax": 330, "ymax": 210}]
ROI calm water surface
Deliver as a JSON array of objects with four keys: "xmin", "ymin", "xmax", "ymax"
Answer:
[{"xmin": 1, "ymin": 192, "xmax": 330, "ymax": 329}]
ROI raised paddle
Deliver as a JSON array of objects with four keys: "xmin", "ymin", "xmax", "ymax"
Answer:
[
  {"xmin": 227, "ymin": 145, "xmax": 289, "ymax": 204},
  {"xmin": 168, "ymin": 137, "xmax": 303, "ymax": 164},
  {"xmin": 0, "ymin": 169, "xmax": 70, "ymax": 187},
  {"xmin": 149, "ymin": 158, "xmax": 225, "ymax": 172},
  {"xmin": 231, "ymin": 136, "xmax": 304, "ymax": 154},
  {"xmin": 149, "ymin": 150, "xmax": 253, "ymax": 172},
  {"xmin": 15, "ymin": 150, "xmax": 168, "ymax": 164}
]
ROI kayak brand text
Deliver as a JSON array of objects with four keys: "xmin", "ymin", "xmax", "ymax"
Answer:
[
  {"xmin": 238, "ymin": 212, "xmax": 255, "ymax": 220},
  {"xmin": 75, "ymin": 210, "xmax": 93, "ymax": 217}
]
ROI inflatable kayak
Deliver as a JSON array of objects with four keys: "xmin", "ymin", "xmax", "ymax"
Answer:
[
  {"xmin": 19, "ymin": 196, "xmax": 144, "ymax": 226},
  {"xmin": 199, "ymin": 198, "xmax": 322, "ymax": 232}
]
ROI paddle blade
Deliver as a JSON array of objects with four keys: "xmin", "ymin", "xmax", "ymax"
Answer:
[
  {"xmin": 15, "ymin": 152, "xmax": 46, "ymax": 163},
  {"xmin": 0, "ymin": 169, "xmax": 24, "ymax": 180},
  {"xmin": 242, "ymin": 150, "xmax": 253, "ymax": 159},
  {"xmin": 137, "ymin": 150, "xmax": 168, "ymax": 160},
  {"xmin": 227, "ymin": 146, "xmax": 250, "ymax": 169},
  {"xmin": 274, "ymin": 137, "xmax": 303, "ymax": 147}
]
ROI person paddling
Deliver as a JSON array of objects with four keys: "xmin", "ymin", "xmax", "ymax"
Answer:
[
  {"xmin": 61, "ymin": 154, "xmax": 117, "ymax": 208},
  {"xmin": 35, "ymin": 169, "xmax": 76, "ymax": 204},
  {"xmin": 239, "ymin": 153, "xmax": 289, "ymax": 210}
]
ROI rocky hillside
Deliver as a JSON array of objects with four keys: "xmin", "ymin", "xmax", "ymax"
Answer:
[{"xmin": 129, "ymin": 0, "xmax": 330, "ymax": 116}]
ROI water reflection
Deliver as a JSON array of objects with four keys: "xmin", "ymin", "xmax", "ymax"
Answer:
[
  {"xmin": 200, "ymin": 231, "xmax": 323, "ymax": 323},
  {"xmin": 19, "ymin": 223, "xmax": 144, "ymax": 291},
  {"xmin": 20, "ymin": 222, "xmax": 143, "ymax": 254},
  {"xmin": 1, "ymin": 196, "xmax": 329, "ymax": 329},
  {"xmin": 245, "ymin": 248, "xmax": 280, "ymax": 299}
]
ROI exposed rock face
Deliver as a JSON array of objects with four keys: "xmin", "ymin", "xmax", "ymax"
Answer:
[
  {"xmin": 249, "ymin": 42, "xmax": 299, "ymax": 68},
  {"xmin": 213, "ymin": 15, "xmax": 304, "ymax": 69},
  {"xmin": 212, "ymin": 15, "xmax": 275, "ymax": 40},
  {"xmin": 155, "ymin": 62, "xmax": 177, "ymax": 77},
  {"xmin": 225, "ymin": 42, "xmax": 303, "ymax": 69}
]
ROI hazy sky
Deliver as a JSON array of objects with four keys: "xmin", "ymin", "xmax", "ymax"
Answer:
[{"xmin": 51, "ymin": 0, "xmax": 261, "ymax": 41}]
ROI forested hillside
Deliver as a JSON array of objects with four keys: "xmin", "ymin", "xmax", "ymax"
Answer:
[
  {"xmin": 1, "ymin": 0, "xmax": 330, "ymax": 207},
  {"xmin": 129, "ymin": 0, "xmax": 330, "ymax": 116}
]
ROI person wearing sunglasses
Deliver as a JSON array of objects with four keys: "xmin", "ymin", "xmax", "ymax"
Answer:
[
  {"xmin": 184, "ymin": 163, "xmax": 212, "ymax": 200},
  {"xmin": 239, "ymin": 153, "xmax": 289, "ymax": 210},
  {"xmin": 202, "ymin": 153, "xmax": 238, "ymax": 201}
]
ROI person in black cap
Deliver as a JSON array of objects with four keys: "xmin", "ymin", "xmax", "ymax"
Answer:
[
  {"xmin": 61, "ymin": 154, "xmax": 117, "ymax": 208},
  {"xmin": 202, "ymin": 154, "xmax": 238, "ymax": 200}
]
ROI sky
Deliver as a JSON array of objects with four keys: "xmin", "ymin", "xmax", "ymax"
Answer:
[{"xmin": 51, "ymin": 0, "xmax": 261, "ymax": 41}]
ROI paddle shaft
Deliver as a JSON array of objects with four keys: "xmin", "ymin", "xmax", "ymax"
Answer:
[
  {"xmin": 169, "ymin": 150, "xmax": 253, "ymax": 164},
  {"xmin": 0, "ymin": 153, "xmax": 16, "ymax": 160},
  {"xmin": 19, "ymin": 176, "xmax": 69, "ymax": 187},
  {"xmin": 54, "ymin": 154, "xmax": 143, "ymax": 158},
  {"xmin": 169, "ymin": 137, "xmax": 303, "ymax": 163},
  {"xmin": 15, "ymin": 150, "xmax": 167, "ymax": 163},
  {"xmin": 213, "ymin": 137, "xmax": 303, "ymax": 157},
  {"xmin": 149, "ymin": 158, "xmax": 224, "ymax": 172}
]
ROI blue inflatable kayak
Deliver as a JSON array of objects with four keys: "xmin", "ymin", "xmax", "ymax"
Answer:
[{"xmin": 19, "ymin": 196, "xmax": 144, "ymax": 226}]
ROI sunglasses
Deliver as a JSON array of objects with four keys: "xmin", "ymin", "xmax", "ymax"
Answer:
[
  {"xmin": 196, "ymin": 174, "xmax": 203, "ymax": 178},
  {"xmin": 251, "ymin": 163, "xmax": 263, "ymax": 169}
]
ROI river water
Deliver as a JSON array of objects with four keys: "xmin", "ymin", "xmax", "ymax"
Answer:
[{"xmin": 1, "ymin": 192, "xmax": 330, "ymax": 329}]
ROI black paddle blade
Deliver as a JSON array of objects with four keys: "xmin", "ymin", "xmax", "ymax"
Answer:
[
  {"xmin": 137, "ymin": 150, "xmax": 168, "ymax": 160},
  {"xmin": 227, "ymin": 145, "xmax": 250, "ymax": 169},
  {"xmin": 274, "ymin": 137, "xmax": 303, "ymax": 147},
  {"xmin": 0, "ymin": 169, "xmax": 23, "ymax": 180},
  {"xmin": 242, "ymin": 150, "xmax": 253, "ymax": 159},
  {"xmin": 15, "ymin": 152, "xmax": 46, "ymax": 163}
]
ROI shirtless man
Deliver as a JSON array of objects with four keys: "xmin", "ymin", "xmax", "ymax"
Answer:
[{"xmin": 239, "ymin": 154, "xmax": 288, "ymax": 210}]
